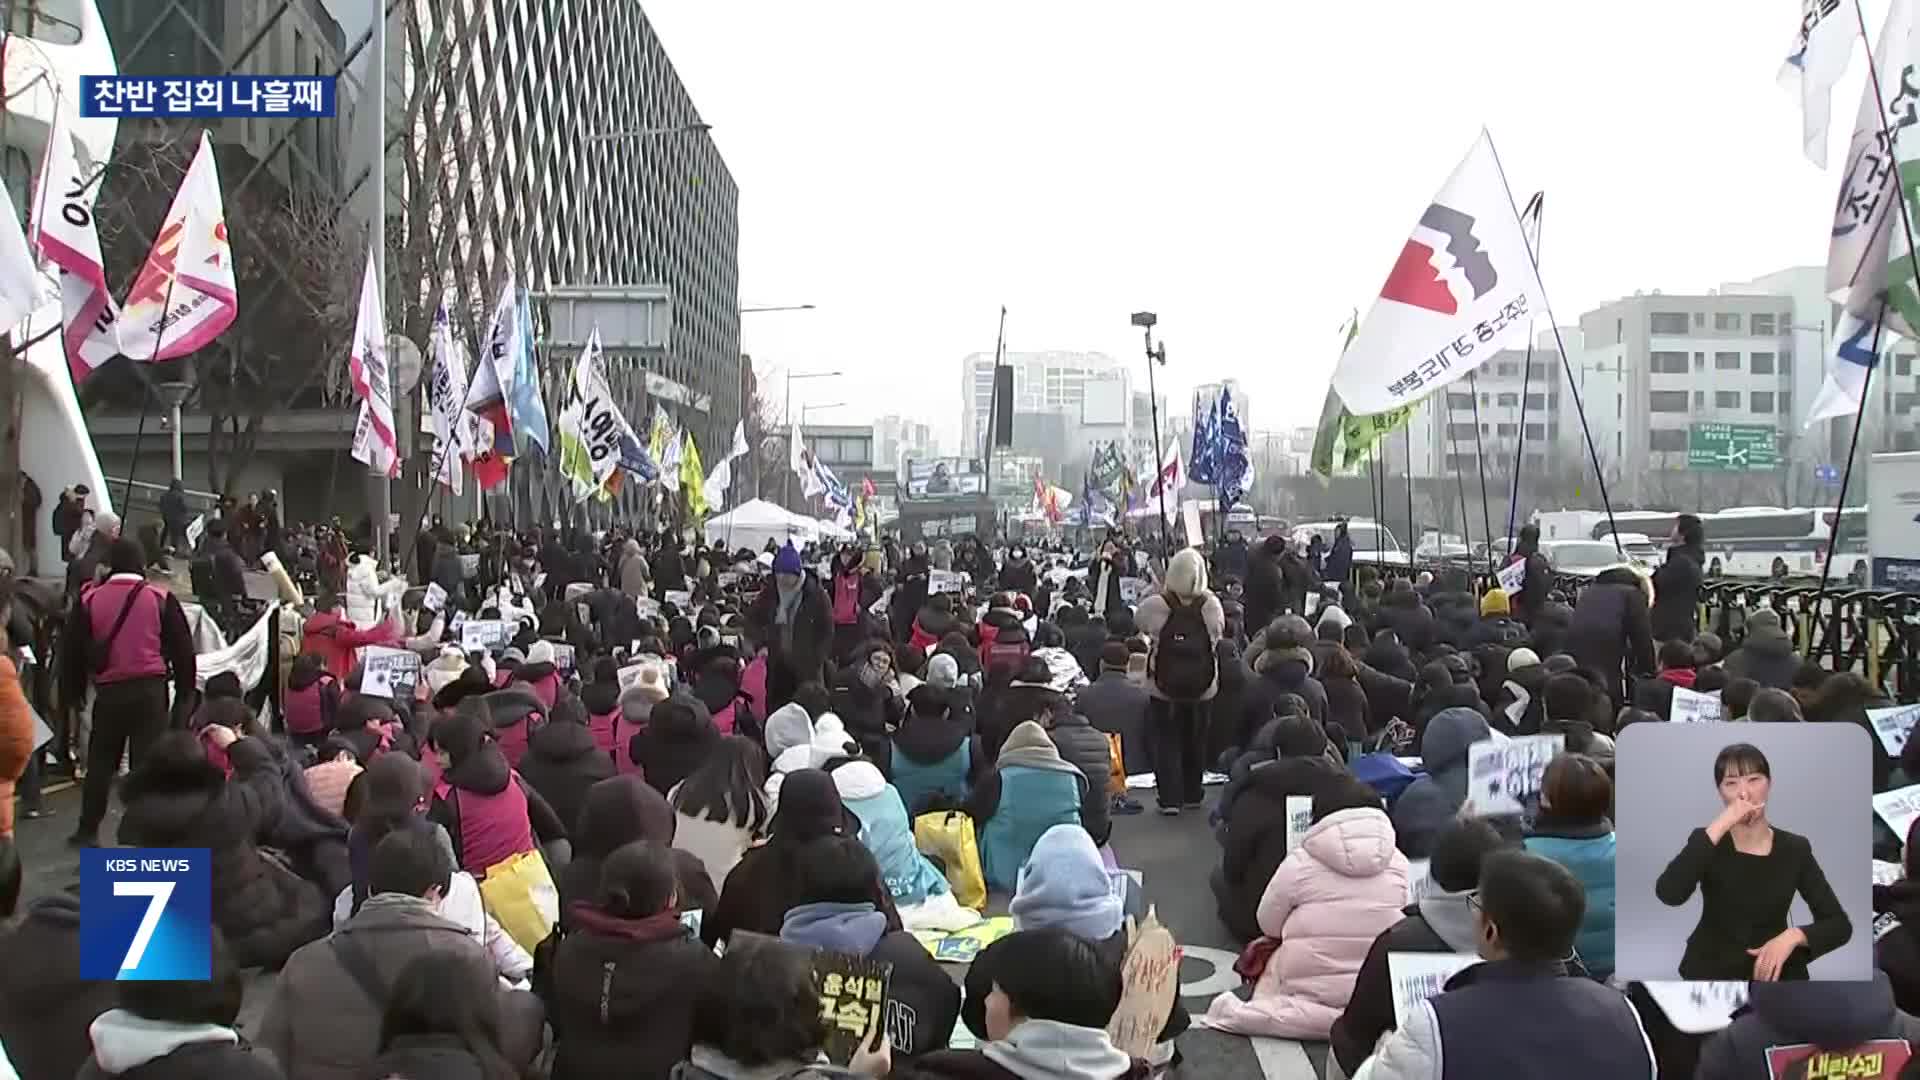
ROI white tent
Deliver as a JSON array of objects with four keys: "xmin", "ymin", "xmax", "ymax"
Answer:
[
  {"xmin": 705, "ymin": 499, "xmax": 820, "ymax": 552},
  {"xmin": 813, "ymin": 516, "xmax": 855, "ymax": 542}
]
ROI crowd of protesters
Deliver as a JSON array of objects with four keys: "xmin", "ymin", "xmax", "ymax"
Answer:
[{"xmin": 0, "ymin": 508, "xmax": 1917, "ymax": 1077}]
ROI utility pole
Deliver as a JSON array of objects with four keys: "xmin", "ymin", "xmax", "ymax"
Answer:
[
  {"xmin": 367, "ymin": 0, "xmax": 393, "ymax": 569},
  {"xmin": 1131, "ymin": 311, "xmax": 1172, "ymax": 556}
]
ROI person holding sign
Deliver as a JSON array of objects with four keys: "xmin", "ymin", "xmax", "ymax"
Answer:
[
  {"xmin": 679, "ymin": 935, "xmax": 893, "ymax": 1079},
  {"xmin": 1691, "ymin": 973, "xmax": 1920, "ymax": 1080},
  {"xmin": 1351, "ymin": 852, "xmax": 1656, "ymax": 1080},
  {"xmin": 1654, "ymin": 743, "xmax": 1852, "ymax": 982}
]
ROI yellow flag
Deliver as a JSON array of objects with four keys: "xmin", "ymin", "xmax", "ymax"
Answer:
[{"xmin": 681, "ymin": 434, "xmax": 708, "ymax": 517}]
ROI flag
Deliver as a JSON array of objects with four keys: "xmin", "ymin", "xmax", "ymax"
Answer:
[
  {"xmin": 1189, "ymin": 391, "xmax": 1221, "ymax": 486},
  {"xmin": 1811, "ymin": 0, "xmax": 1920, "ymax": 424},
  {"xmin": 119, "ymin": 130, "xmax": 237, "ymax": 361},
  {"xmin": 791, "ymin": 423, "xmax": 825, "ymax": 497},
  {"xmin": 555, "ymin": 327, "xmax": 642, "ymax": 502},
  {"xmin": 681, "ymin": 434, "xmax": 708, "ymax": 516},
  {"xmin": 1218, "ymin": 384, "xmax": 1251, "ymax": 508},
  {"xmin": 465, "ymin": 273, "xmax": 520, "ymax": 457},
  {"xmin": 1329, "ymin": 131, "xmax": 1548, "ymax": 417},
  {"xmin": 426, "ymin": 306, "xmax": 469, "ymax": 495},
  {"xmin": 32, "ymin": 106, "xmax": 122, "ymax": 383},
  {"xmin": 700, "ymin": 420, "xmax": 749, "ymax": 509},
  {"xmin": 1780, "ymin": 0, "xmax": 1860, "ymax": 169},
  {"xmin": 0, "ymin": 176, "xmax": 40, "ymax": 336},
  {"xmin": 1150, "ymin": 441, "xmax": 1183, "ymax": 512},
  {"xmin": 346, "ymin": 249, "xmax": 397, "ymax": 477},
  {"xmin": 508, "ymin": 287, "xmax": 548, "ymax": 455}
]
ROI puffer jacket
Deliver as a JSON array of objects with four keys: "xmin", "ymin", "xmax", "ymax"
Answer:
[
  {"xmin": 1695, "ymin": 972, "xmax": 1920, "ymax": 1080},
  {"xmin": 116, "ymin": 738, "xmax": 329, "ymax": 970},
  {"xmin": 832, "ymin": 760, "xmax": 954, "ymax": 908},
  {"xmin": 631, "ymin": 694, "xmax": 721, "ymax": 798},
  {"xmin": 1391, "ymin": 707, "xmax": 1492, "ymax": 859},
  {"xmin": 519, "ymin": 718, "xmax": 616, "ymax": 837},
  {"xmin": 1214, "ymin": 755, "xmax": 1349, "ymax": 944},
  {"xmin": 1203, "ymin": 806, "xmax": 1409, "ymax": 1039},
  {"xmin": 1241, "ymin": 647, "xmax": 1330, "ymax": 731},
  {"xmin": 965, "ymin": 724, "xmax": 1088, "ymax": 892},
  {"xmin": 1524, "ymin": 817, "xmax": 1617, "ymax": 977},
  {"xmin": 473, "ymin": 685, "xmax": 547, "ymax": 771},
  {"xmin": 1045, "ymin": 712, "xmax": 1114, "ymax": 845},
  {"xmin": 1723, "ymin": 624, "xmax": 1800, "ymax": 691},
  {"xmin": 541, "ymin": 902, "xmax": 720, "ymax": 1080}
]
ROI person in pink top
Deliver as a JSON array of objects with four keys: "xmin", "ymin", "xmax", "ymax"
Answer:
[{"xmin": 301, "ymin": 590, "xmax": 401, "ymax": 681}]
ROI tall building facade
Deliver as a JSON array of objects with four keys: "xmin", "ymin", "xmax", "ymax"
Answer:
[
  {"xmin": 959, "ymin": 350, "xmax": 1119, "ymax": 457},
  {"xmin": 873, "ymin": 415, "xmax": 936, "ymax": 470}
]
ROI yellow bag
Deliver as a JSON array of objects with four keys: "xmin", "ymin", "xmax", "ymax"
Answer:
[
  {"xmin": 477, "ymin": 848, "xmax": 559, "ymax": 953},
  {"xmin": 1105, "ymin": 732, "xmax": 1127, "ymax": 798},
  {"xmin": 914, "ymin": 810, "xmax": 986, "ymax": 910}
]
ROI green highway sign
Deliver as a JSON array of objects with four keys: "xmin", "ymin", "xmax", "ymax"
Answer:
[{"xmin": 1687, "ymin": 422, "xmax": 1778, "ymax": 471}]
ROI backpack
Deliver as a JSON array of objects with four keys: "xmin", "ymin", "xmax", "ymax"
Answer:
[{"xmin": 1152, "ymin": 594, "xmax": 1216, "ymax": 701}]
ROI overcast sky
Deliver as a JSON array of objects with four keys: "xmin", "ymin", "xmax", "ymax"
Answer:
[{"xmin": 639, "ymin": 2, "xmax": 1874, "ymax": 444}]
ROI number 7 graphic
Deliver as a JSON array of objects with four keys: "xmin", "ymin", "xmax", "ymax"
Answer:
[{"xmin": 114, "ymin": 881, "xmax": 175, "ymax": 972}]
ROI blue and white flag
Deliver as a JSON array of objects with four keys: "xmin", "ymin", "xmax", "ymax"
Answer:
[
  {"xmin": 1217, "ymin": 385, "xmax": 1252, "ymax": 508},
  {"xmin": 1189, "ymin": 391, "xmax": 1221, "ymax": 486},
  {"xmin": 509, "ymin": 287, "xmax": 549, "ymax": 455},
  {"xmin": 1780, "ymin": 0, "xmax": 1859, "ymax": 169}
]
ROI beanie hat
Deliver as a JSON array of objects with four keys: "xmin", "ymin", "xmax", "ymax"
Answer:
[
  {"xmin": 1480, "ymin": 589, "xmax": 1511, "ymax": 618},
  {"xmin": 1315, "ymin": 605, "xmax": 1352, "ymax": 638},
  {"xmin": 1010, "ymin": 825, "xmax": 1127, "ymax": 942},
  {"xmin": 1748, "ymin": 608, "xmax": 1782, "ymax": 634},
  {"xmin": 1100, "ymin": 641, "xmax": 1130, "ymax": 671},
  {"xmin": 526, "ymin": 640, "xmax": 555, "ymax": 666},
  {"xmin": 773, "ymin": 542, "xmax": 804, "ymax": 576},
  {"xmin": 1506, "ymin": 647, "xmax": 1541, "ymax": 671},
  {"xmin": 926, "ymin": 653, "xmax": 960, "ymax": 690}
]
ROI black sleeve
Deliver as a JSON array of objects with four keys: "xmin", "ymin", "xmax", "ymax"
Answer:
[
  {"xmin": 518, "ymin": 775, "xmax": 568, "ymax": 843},
  {"xmin": 427, "ymin": 792, "xmax": 463, "ymax": 868},
  {"xmin": 159, "ymin": 593, "xmax": 198, "ymax": 715},
  {"xmin": 222, "ymin": 737, "xmax": 284, "ymax": 838},
  {"xmin": 1794, "ymin": 833, "xmax": 1854, "ymax": 960},
  {"xmin": 60, "ymin": 593, "xmax": 91, "ymax": 705},
  {"xmin": 1219, "ymin": 796, "xmax": 1263, "ymax": 886},
  {"xmin": 1625, "ymin": 591, "xmax": 1657, "ymax": 678},
  {"xmin": 1655, "ymin": 827, "xmax": 1719, "ymax": 907},
  {"xmin": 963, "ymin": 767, "xmax": 1002, "ymax": 824},
  {"xmin": 1330, "ymin": 929, "xmax": 1399, "ymax": 1077}
]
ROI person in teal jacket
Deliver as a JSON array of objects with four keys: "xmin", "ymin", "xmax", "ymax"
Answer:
[
  {"xmin": 964, "ymin": 720, "xmax": 1088, "ymax": 891},
  {"xmin": 830, "ymin": 758, "xmax": 954, "ymax": 907},
  {"xmin": 890, "ymin": 685, "xmax": 981, "ymax": 816},
  {"xmin": 1524, "ymin": 752, "xmax": 1617, "ymax": 976}
]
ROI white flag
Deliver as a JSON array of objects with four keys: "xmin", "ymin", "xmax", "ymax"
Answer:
[
  {"xmin": 727, "ymin": 419, "xmax": 749, "ymax": 461},
  {"xmin": 347, "ymin": 250, "xmax": 397, "ymax": 477},
  {"xmin": 1781, "ymin": 0, "xmax": 1861, "ymax": 169},
  {"xmin": 1329, "ymin": 131, "xmax": 1548, "ymax": 417},
  {"xmin": 118, "ymin": 130, "xmax": 238, "ymax": 361},
  {"xmin": 790, "ymin": 423, "xmax": 825, "ymax": 497},
  {"xmin": 0, "ymin": 181, "xmax": 40, "ymax": 337},
  {"xmin": 464, "ymin": 271, "xmax": 519, "ymax": 429},
  {"xmin": 556, "ymin": 327, "xmax": 638, "ymax": 501},
  {"xmin": 1150, "ymin": 442, "xmax": 1184, "ymax": 519},
  {"xmin": 427, "ymin": 306, "xmax": 468, "ymax": 494},
  {"xmin": 1810, "ymin": 0, "xmax": 1920, "ymax": 425},
  {"xmin": 31, "ymin": 106, "xmax": 122, "ymax": 383},
  {"xmin": 701, "ymin": 421, "xmax": 750, "ymax": 508},
  {"xmin": 658, "ymin": 429, "xmax": 684, "ymax": 493}
]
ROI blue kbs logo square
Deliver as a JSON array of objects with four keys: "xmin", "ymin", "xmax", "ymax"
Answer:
[{"xmin": 80, "ymin": 848, "xmax": 212, "ymax": 980}]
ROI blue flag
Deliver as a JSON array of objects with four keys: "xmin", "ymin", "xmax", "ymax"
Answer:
[
  {"xmin": 1189, "ymin": 390, "xmax": 1221, "ymax": 486},
  {"xmin": 509, "ymin": 288, "xmax": 549, "ymax": 455},
  {"xmin": 1217, "ymin": 385, "xmax": 1251, "ymax": 509}
]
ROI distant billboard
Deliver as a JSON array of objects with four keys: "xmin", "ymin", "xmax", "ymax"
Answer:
[{"xmin": 904, "ymin": 457, "xmax": 986, "ymax": 499}]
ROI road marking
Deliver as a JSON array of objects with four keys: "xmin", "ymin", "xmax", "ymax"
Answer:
[
  {"xmin": 1252, "ymin": 1036, "xmax": 1318, "ymax": 1080},
  {"xmin": 1179, "ymin": 945, "xmax": 1243, "ymax": 998}
]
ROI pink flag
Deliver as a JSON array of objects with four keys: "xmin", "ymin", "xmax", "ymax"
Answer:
[
  {"xmin": 347, "ymin": 250, "xmax": 397, "ymax": 477},
  {"xmin": 118, "ymin": 130, "xmax": 237, "ymax": 361},
  {"xmin": 30, "ymin": 107, "xmax": 122, "ymax": 383}
]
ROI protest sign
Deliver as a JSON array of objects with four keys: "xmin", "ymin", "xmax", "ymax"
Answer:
[
  {"xmin": 617, "ymin": 662, "xmax": 653, "ymax": 691},
  {"xmin": 449, "ymin": 610, "xmax": 468, "ymax": 632},
  {"xmin": 1284, "ymin": 796, "xmax": 1313, "ymax": 853},
  {"xmin": 1877, "ymin": 859, "xmax": 1906, "ymax": 887},
  {"xmin": 460, "ymin": 619, "xmax": 514, "ymax": 653},
  {"xmin": 422, "ymin": 582, "xmax": 447, "ymax": 613},
  {"xmin": 1670, "ymin": 687, "xmax": 1724, "ymax": 724},
  {"xmin": 1870, "ymin": 705, "xmax": 1920, "ymax": 757},
  {"xmin": 814, "ymin": 951, "xmax": 893, "ymax": 1066},
  {"xmin": 1640, "ymin": 981, "xmax": 1747, "ymax": 1035},
  {"xmin": 1764, "ymin": 1040, "xmax": 1911, "ymax": 1079},
  {"xmin": 458, "ymin": 553, "xmax": 479, "ymax": 578},
  {"xmin": 1464, "ymin": 734, "xmax": 1564, "ymax": 817},
  {"xmin": 1496, "ymin": 559, "xmax": 1527, "ymax": 597},
  {"xmin": 551, "ymin": 643, "xmax": 575, "ymax": 675},
  {"xmin": 1107, "ymin": 909, "xmax": 1180, "ymax": 1061},
  {"xmin": 909, "ymin": 916, "xmax": 1015, "ymax": 964},
  {"xmin": 185, "ymin": 514, "xmax": 205, "ymax": 550},
  {"xmin": 717, "ymin": 571, "xmax": 741, "ymax": 588},
  {"xmin": 1406, "ymin": 859, "xmax": 1436, "ymax": 903},
  {"xmin": 1875, "ymin": 784, "xmax": 1920, "ymax": 843},
  {"xmin": 930, "ymin": 569, "xmax": 965, "ymax": 595},
  {"xmin": 1388, "ymin": 952, "xmax": 1478, "ymax": 1025},
  {"xmin": 1119, "ymin": 577, "xmax": 1147, "ymax": 605},
  {"xmin": 359, "ymin": 646, "xmax": 420, "ymax": 700},
  {"xmin": 664, "ymin": 589, "xmax": 692, "ymax": 609}
]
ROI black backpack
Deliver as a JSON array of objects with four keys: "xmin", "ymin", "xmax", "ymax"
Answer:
[{"xmin": 1152, "ymin": 594, "xmax": 1216, "ymax": 701}]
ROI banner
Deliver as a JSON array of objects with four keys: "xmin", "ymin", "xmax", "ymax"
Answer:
[
  {"xmin": 32, "ymin": 105, "xmax": 123, "ymax": 382},
  {"xmin": 465, "ymin": 272, "xmax": 520, "ymax": 455},
  {"xmin": 1330, "ymin": 131, "xmax": 1547, "ymax": 416},
  {"xmin": 682, "ymin": 433, "xmax": 708, "ymax": 517},
  {"xmin": 347, "ymin": 251, "xmax": 397, "ymax": 477},
  {"xmin": 118, "ymin": 130, "xmax": 237, "ymax": 361},
  {"xmin": 556, "ymin": 328, "xmax": 638, "ymax": 502}
]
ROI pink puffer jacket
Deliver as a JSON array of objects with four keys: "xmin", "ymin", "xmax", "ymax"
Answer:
[{"xmin": 1204, "ymin": 806, "xmax": 1409, "ymax": 1039}]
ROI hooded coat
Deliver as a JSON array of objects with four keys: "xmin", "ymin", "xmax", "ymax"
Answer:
[
  {"xmin": 890, "ymin": 699, "xmax": 981, "ymax": 817},
  {"xmin": 519, "ymin": 716, "xmax": 616, "ymax": 836},
  {"xmin": 1390, "ymin": 707, "xmax": 1492, "ymax": 859},
  {"xmin": 75, "ymin": 1011, "xmax": 280, "ymax": 1080},
  {"xmin": 631, "ymin": 694, "xmax": 722, "ymax": 799},
  {"xmin": 426, "ymin": 736, "xmax": 566, "ymax": 876},
  {"xmin": 1650, "ymin": 542, "xmax": 1706, "ymax": 644},
  {"xmin": 1241, "ymin": 636, "xmax": 1330, "ymax": 732},
  {"xmin": 832, "ymin": 760, "xmax": 954, "ymax": 908},
  {"xmin": 0, "ymin": 892, "xmax": 119, "ymax": 1080},
  {"xmin": 780, "ymin": 900, "xmax": 960, "ymax": 1061},
  {"xmin": 1694, "ymin": 973, "xmax": 1920, "ymax": 1080},
  {"xmin": 543, "ymin": 900, "xmax": 721, "ymax": 1080},
  {"xmin": 1203, "ymin": 806, "xmax": 1409, "ymax": 1039},
  {"xmin": 1213, "ymin": 753, "xmax": 1349, "ymax": 943},
  {"xmin": 965, "ymin": 721, "xmax": 1090, "ymax": 891},
  {"xmin": 1723, "ymin": 616, "xmax": 1800, "ymax": 691},
  {"xmin": 556, "ymin": 776, "xmax": 718, "ymax": 933}
]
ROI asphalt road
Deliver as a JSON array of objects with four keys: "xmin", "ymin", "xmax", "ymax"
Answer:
[{"xmin": 13, "ymin": 778, "xmax": 1337, "ymax": 1080}]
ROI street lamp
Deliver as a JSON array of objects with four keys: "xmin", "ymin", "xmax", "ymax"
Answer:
[
  {"xmin": 802, "ymin": 402, "xmax": 846, "ymax": 422},
  {"xmin": 583, "ymin": 121, "xmax": 712, "ymax": 142},
  {"xmin": 740, "ymin": 304, "xmax": 816, "ymax": 314},
  {"xmin": 735, "ymin": 305, "xmax": 817, "ymax": 511},
  {"xmin": 784, "ymin": 369, "xmax": 842, "ymax": 508},
  {"xmin": 1130, "ymin": 311, "xmax": 1172, "ymax": 555}
]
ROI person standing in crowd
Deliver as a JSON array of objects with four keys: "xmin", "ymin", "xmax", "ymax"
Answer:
[
  {"xmin": 1565, "ymin": 561, "xmax": 1656, "ymax": 709},
  {"xmin": 1242, "ymin": 535, "xmax": 1286, "ymax": 638},
  {"xmin": 64, "ymin": 509, "xmax": 120, "ymax": 598},
  {"xmin": 51, "ymin": 485, "xmax": 87, "ymax": 566},
  {"xmin": 158, "ymin": 478, "xmax": 189, "ymax": 555},
  {"xmin": 61, "ymin": 538, "xmax": 196, "ymax": 848},
  {"xmin": 891, "ymin": 540, "xmax": 932, "ymax": 648},
  {"xmin": 1324, "ymin": 521, "xmax": 1354, "ymax": 592},
  {"xmin": 747, "ymin": 542, "xmax": 832, "ymax": 713},
  {"xmin": 1278, "ymin": 537, "xmax": 1315, "ymax": 617},
  {"xmin": 1650, "ymin": 512, "xmax": 1706, "ymax": 643},
  {"xmin": 1504, "ymin": 524, "xmax": 1552, "ymax": 626},
  {"xmin": 1132, "ymin": 548, "xmax": 1225, "ymax": 816}
]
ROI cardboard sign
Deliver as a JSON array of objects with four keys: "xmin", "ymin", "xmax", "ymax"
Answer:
[
  {"xmin": 1641, "ymin": 981, "xmax": 1748, "ymax": 1035},
  {"xmin": 664, "ymin": 589, "xmax": 692, "ymax": 609},
  {"xmin": 1670, "ymin": 687, "xmax": 1723, "ymax": 724},
  {"xmin": 551, "ymin": 642, "xmax": 576, "ymax": 676},
  {"xmin": 814, "ymin": 950, "xmax": 894, "ymax": 1066},
  {"xmin": 449, "ymin": 610, "xmax": 469, "ymax": 632},
  {"xmin": 422, "ymin": 582, "xmax": 447, "ymax": 613},
  {"xmin": 1764, "ymin": 1039, "xmax": 1911, "ymax": 1079},
  {"xmin": 1183, "ymin": 503, "xmax": 1205, "ymax": 548},
  {"xmin": 1464, "ymin": 734, "xmax": 1564, "ymax": 817},
  {"xmin": 359, "ymin": 646, "xmax": 420, "ymax": 700},
  {"xmin": 1107, "ymin": 909, "xmax": 1180, "ymax": 1061},
  {"xmin": 1877, "ymin": 859, "xmax": 1906, "ymax": 887},
  {"xmin": 1406, "ymin": 859, "xmax": 1436, "ymax": 903},
  {"xmin": 1871, "ymin": 705, "xmax": 1920, "ymax": 757},
  {"xmin": 458, "ymin": 553, "xmax": 480, "ymax": 578},
  {"xmin": 1496, "ymin": 558, "xmax": 1527, "ymax": 596},
  {"xmin": 185, "ymin": 514, "xmax": 206, "ymax": 550},
  {"xmin": 1876, "ymin": 784, "xmax": 1920, "ymax": 843},
  {"xmin": 460, "ymin": 619, "xmax": 514, "ymax": 653},
  {"xmin": 929, "ymin": 569, "xmax": 965, "ymax": 595},
  {"xmin": 1118, "ymin": 577, "xmax": 1147, "ymax": 605},
  {"xmin": 1387, "ymin": 952, "xmax": 1478, "ymax": 1026},
  {"xmin": 1284, "ymin": 796, "xmax": 1313, "ymax": 854},
  {"xmin": 617, "ymin": 662, "xmax": 660, "ymax": 692}
]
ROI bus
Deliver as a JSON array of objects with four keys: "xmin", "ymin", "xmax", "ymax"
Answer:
[{"xmin": 1581, "ymin": 507, "xmax": 1867, "ymax": 582}]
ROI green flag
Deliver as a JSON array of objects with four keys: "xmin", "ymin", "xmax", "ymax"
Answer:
[{"xmin": 1311, "ymin": 312, "xmax": 1413, "ymax": 477}]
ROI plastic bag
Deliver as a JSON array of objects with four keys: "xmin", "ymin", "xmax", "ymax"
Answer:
[
  {"xmin": 913, "ymin": 810, "xmax": 986, "ymax": 910},
  {"xmin": 477, "ymin": 848, "xmax": 559, "ymax": 953}
]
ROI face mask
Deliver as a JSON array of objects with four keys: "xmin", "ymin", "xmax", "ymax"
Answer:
[
  {"xmin": 861, "ymin": 663, "xmax": 888, "ymax": 688},
  {"xmin": 776, "ymin": 574, "xmax": 801, "ymax": 597}
]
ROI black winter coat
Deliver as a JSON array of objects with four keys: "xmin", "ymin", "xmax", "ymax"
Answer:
[
  {"xmin": 631, "ymin": 694, "xmax": 722, "ymax": 799},
  {"xmin": 1077, "ymin": 671, "xmax": 1152, "ymax": 780},
  {"xmin": 116, "ymin": 738, "xmax": 329, "ymax": 970},
  {"xmin": 1243, "ymin": 547, "xmax": 1285, "ymax": 638},
  {"xmin": 520, "ymin": 719, "xmax": 617, "ymax": 836},
  {"xmin": 1650, "ymin": 543, "xmax": 1705, "ymax": 644},
  {"xmin": 1874, "ymin": 879, "xmax": 1920, "ymax": 1017},
  {"xmin": 539, "ymin": 904, "xmax": 721, "ymax": 1080},
  {"xmin": 1214, "ymin": 756, "xmax": 1347, "ymax": 943},
  {"xmin": 1048, "ymin": 713, "xmax": 1114, "ymax": 845},
  {"xmin": 364, "ymin": 1035, "xmax": 501, "ymax": 1080},
  {"xmin": 1566, "ymin": 566, "xmax": 1657, "ymax": 705},
  {"xmin": 1695, "ymin": 972, "xmax": 1920, "ymax": 1080},
  {"xmin": 75, "ymin": 1036, "xmax": 283, "ymax": 1080},
  {"xmin": 1723, "ymin": 626, "xmax": 1800, "ymax": 691},
  {"xmin": 1240, "ymin": 657, "xmax": 1329, "ymax": 734},
  {"xmin": 1330, "ymin": 902, "xmax": 1466, "ymax": 1076},
  {"xmin": 747, "ymin": 579, "xmax": 835, "ymax": 691},
  {"xmin": 0, "ymin": 893, "xmax": 117, "ymax": 1080}
]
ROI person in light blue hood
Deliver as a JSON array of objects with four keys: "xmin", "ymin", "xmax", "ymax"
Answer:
[
  {"xmin": 831, "ymin": 758, "xmax": 959, "ymax": 914},
  {"xmin": 1391, "ymin": 706, "xmax": 1494, "ymax": 859},
  {"xmin": 780, "ymin": 836, "xmax": 959, "ymax": 1061}
]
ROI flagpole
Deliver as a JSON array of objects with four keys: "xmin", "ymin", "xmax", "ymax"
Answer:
[
  {"xmin": 1367, "ymin": 444, "xmax": 1381, "ymax": 555},
  {"xmin": 1483, "ymin": 133, "xmax": 1622, "ymax": 554},
  {"xmin": 1402, "ymin": 420, "xmax": 1416, "ymax": 571},
  {"xmin": 1505, "ymin": 193, "xmax": 1543, "ymax": 558},
  {"xmin": 1467, "ymin": 370, "xmax": 1496, "ymax": 577},
  {"xmin": 1445, "ymin": 398, "xmax": 1474, "ymax": 568},
  {"xmin": 123, "ymin": 269, "xmax": 181, "ymax": 511}
]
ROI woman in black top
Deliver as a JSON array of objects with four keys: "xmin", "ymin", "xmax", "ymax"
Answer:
[{"xmin": 1655, "ymin": 742, "xmax": 1852, "ymax": 981}]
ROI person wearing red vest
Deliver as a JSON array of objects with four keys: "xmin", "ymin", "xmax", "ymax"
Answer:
[
  {"xmin": 59, "ymin": 537, "xmax": 196, "ymax": 847},
  {"xmin": 300, "ymin": 590, "xmax": 401, "ymax": 681},
  {"xmin": 425, "ymin": 705, "xmax": 565, "ymax": 878}
]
